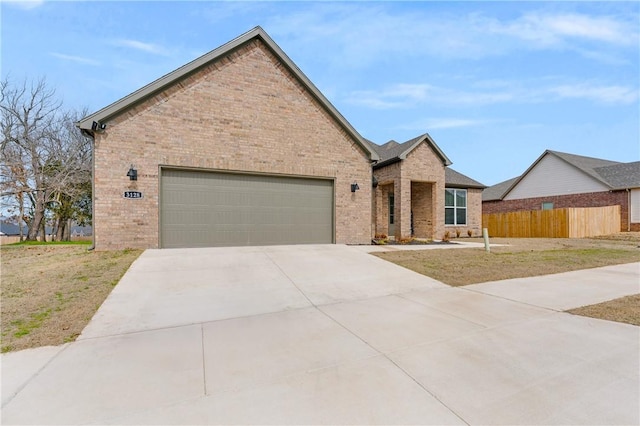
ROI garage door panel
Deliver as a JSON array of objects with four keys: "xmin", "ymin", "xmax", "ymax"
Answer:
[{"xmin": 161, "ymin": 170, "xmax": 334, "ymax": 248}]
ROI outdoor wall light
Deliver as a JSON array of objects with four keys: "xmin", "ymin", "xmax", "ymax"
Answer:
[
  {"xmin": 126, "ymin": 165, "xmax": 138, "ymax": 181},
  {"xmin": 372, "ymin": 176, "xmax": 378, "ymax": 188},
  {"xmin": 91, "ymin": 121, "xmax": 107, "ymax": 132},
  {"xmin": 351, "ymin": 182, "xmax": 360, "ymax": 192}
]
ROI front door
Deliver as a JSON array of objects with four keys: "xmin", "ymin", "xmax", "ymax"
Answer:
[{"xmin": 388, "ymin": 193, "xmax": 395, "ymax": 236}]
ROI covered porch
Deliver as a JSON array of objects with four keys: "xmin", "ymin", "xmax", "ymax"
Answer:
[{"xmin": 374, "ymin": 180, "xmax": 437, "ymax": 240}]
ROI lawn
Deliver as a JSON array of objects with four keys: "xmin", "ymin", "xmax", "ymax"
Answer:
[
  {"xmin": 375, "ymin": 235, "xmax": 640, "ymax": 327},
  {"xmin": 1, "ymin": 244, "xmax": 142, "ymax": 353},
  {"xmin": 374, "ymin": 236, "xmax": 640, "ymax": 286}
]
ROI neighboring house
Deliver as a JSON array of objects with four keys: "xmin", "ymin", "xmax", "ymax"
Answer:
[
  {"xmin": 0, "ymin": 221, "xmax": 55, "ymax": 244},
  {"xmin": 483, "ymin": 150, "xmax": 640, "ymax": 232},
  {"xmin": 77, "ymin": 27, "xmax": 483, "ymax": 249},
  {"xmin": 0, "ymin": 221, "xmax": 26, "ymax": 237},
  {"xmin": 368, "ymin": 135, "xmax": 485, "ymax": 240},
  {"xmin": 71, "ymin": 226, "xmax": 92, "ymax": 237}
]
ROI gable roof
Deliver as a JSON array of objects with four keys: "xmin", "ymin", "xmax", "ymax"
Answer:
[
  {"xmin": 594, "ymin": 161, "xmax": 640, "ymax": 190},
  {"xmin": 445, "ymin": 168, "xmax": 486, "ymax": 189},
  {"xmin": 77, "ymin": 26, "xmax": 378, "ymax": 161},
  {"xmin": 482, "ymin": 176, "xmax": 520, "ymax": 201},
  {"xmin": 482, "ymin": 150, "xmax": 639, "ymax": 201},
  {"xmin": 370, "ymin": 133, "xmax": 452, "ymax": 169}
]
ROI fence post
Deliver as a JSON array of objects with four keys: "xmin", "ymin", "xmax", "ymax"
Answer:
[{"xmin": 482, "ymin": 228, "xmax": 490, "ymax": 253}]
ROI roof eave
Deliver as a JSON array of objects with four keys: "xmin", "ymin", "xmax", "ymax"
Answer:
[
  {"xmin": 77, "ymin": 28, "xmax": 262, "ymax": 130},
  {"xmin": 372, "ymin": 157, "xmax": 402, "ymax": 170},
  {"xmin": 610, "ymin": 185, "xmax": 640, "ymax": 191},
  {"xmin": 398, "ymin": 133, "xmax": 452, "ymax": 166},
  {"xmin": 446, "ymin": 183, "xmax": 487, "ymax": 189}
]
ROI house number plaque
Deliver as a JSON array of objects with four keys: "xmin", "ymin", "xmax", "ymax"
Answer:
[{"xmin": 123, "ymin": 191, "xmax": 143, "ymax": 199}]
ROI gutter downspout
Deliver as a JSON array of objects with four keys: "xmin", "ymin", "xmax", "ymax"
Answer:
[{"xmin": 627, "ymin": 189, "xmax": 631, "ymax": 232}]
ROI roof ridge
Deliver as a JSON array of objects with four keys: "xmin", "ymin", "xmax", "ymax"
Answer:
[{"xmin": 549, "ymin": 150, "xmax": 621, "ymax": 165}]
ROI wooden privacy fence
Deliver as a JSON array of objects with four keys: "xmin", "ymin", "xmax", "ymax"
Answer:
[{"xmin": 482, "ymin": 205, "xmax": 620, "ymax": 238}]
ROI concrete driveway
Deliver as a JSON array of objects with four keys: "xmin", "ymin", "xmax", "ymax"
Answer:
[{"xmin": 2, "ymin": 245, "xmax": 639, "ymax": 425}]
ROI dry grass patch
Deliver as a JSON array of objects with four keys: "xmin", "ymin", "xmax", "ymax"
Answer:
[
  {"xmin": 567, "ymin": 294, "xmax": 640, "ymax": 327},
  {"xmin": 375, "ymin": 236, "xmax": 639, "ymax": 327},
  {"xmin": 1, "ymin": 244, "xmax": 142, "ymax": 353},
  {"xmin": 374, "ymin": 236, "xmax": 639, "ymax": 287}
]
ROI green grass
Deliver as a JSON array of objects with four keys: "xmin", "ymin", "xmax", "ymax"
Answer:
[
  {"xmin": 1, "ymin": 244, "xmax": 143, "ymax": 352},
  {"xmin": 11, "ymin": 309, "xmax": 52, "ymax": 337}
]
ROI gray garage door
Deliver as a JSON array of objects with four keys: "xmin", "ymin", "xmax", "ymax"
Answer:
[{"xmin": 161, "ymin": 169, "xmax": 334, "ymax": 248}]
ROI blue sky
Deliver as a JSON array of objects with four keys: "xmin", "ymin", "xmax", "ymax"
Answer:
[{"xmin": 2, "ymin": 1, "xmax": 638, "ymax": 186}]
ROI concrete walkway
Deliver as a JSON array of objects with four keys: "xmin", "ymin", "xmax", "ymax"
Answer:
[{"xmin": 2, "ymin": 245, "xmax": 638, "ymax": 425}]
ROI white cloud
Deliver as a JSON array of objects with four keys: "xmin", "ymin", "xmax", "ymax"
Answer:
[
  {"xmin": 50, "ymin": 52, "xmax": 100, "ymax": 66},
  {"xmin": 345, "ymin": 80, "xmax": 639, "ymax": 109},
  {"xmin": 266, "ymin": 4, "xmax": 638, "ymax": 66},
  {"xmin": 112, "ymin": 39, "xmax": 169, "ymax": 56},
  {"xmin": 548, "ymin": 84, "xmax": 639, "ymax": 104},
  {"xmin": 497, "ymin": 12, "xmax": 636, "ymax": 47},
  {"xmin": 400, "ymin": 118, "xmax": 494, "ymax": 131},
  {"xmin": 1, "ymin": 0, "xmax": 44, "ymax": 10},
  {"xmin": 346, "ymin": 83, "xmax": 516, "ymax": 109}
]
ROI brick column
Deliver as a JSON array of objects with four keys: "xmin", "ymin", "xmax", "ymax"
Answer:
[{"xmin": 395, "ymin": 178, "xmax": 412, "ymax": 239}]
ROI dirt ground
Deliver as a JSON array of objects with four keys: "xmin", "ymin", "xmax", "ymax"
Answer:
[{"xmin": 1, "ymin": 245, "xmax": 141, "ymax": 352}]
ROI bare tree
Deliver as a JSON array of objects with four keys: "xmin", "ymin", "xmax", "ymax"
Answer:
[
  {"xmin": 47, "ymin": 109, "xmax": 92, "ymax": 241},
  {"xmin": 1, "ymin": 77, "xmax": 91, "ymax": 241}
]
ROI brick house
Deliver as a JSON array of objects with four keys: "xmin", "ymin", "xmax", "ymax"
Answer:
[
  {"xmin": 483, "ymin": 150, "xmax": 640, "ymax": 232},
  {"xmin": 368, "ymin": 135, "xmax": 485, "ymax": 240},
  {"xmin": 78, "ymin": 27, "xmax": 483, "ymax": 249}
]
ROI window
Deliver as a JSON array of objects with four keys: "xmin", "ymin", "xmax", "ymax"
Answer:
[
  {"xmin": 445, "ymin": 189, "xmax": 466, "ymax": 225},
  {"xmin": 389, "ymin": 194, "xmax": 395, "ymax": 224},
  {"xmin": 542, "ymin": 202, "xmax": 554, "ymax": 210}
]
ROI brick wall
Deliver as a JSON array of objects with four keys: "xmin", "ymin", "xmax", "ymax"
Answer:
[
  {"xmin": 482, "ymin": 190, "xmax": 632, "ymax": 232},
  {"xmin": 402, "ymin": 143, "xmax": 446, "ymax": 240},
  {"xmin": 93, "ymin": 39, "xmax": 372, "ymax": 249},
  {"xmin": 411, "ymin": 182, "xmax": 434, "ymax": 239}
]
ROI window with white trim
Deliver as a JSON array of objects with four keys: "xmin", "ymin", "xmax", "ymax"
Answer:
[{"xmin": 445, "ymin": 188, "xmax": 466, "ymax": 225}]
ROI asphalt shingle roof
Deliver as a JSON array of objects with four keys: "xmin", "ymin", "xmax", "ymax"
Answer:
[
  {"xmin": 482, "ymin": 150, "xmax": 639, "ymax": 202},
  {"xmin": 594, "ymin": 161, "xmax": 640, "ymax": 190},
  {"xmin": 445, "ymin": 168, "xmax": 486, "ymax": 189},
  {"xmin": 375, "ymin": 140, "xmax": 404, "ymax": 162},
  {"xmin": 368, "ymin": 133, "xmax": 451, "ymax": 168},
  {"xmin": 482, "ymin": 176, "xmax": 520, "ymax": 201}
]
